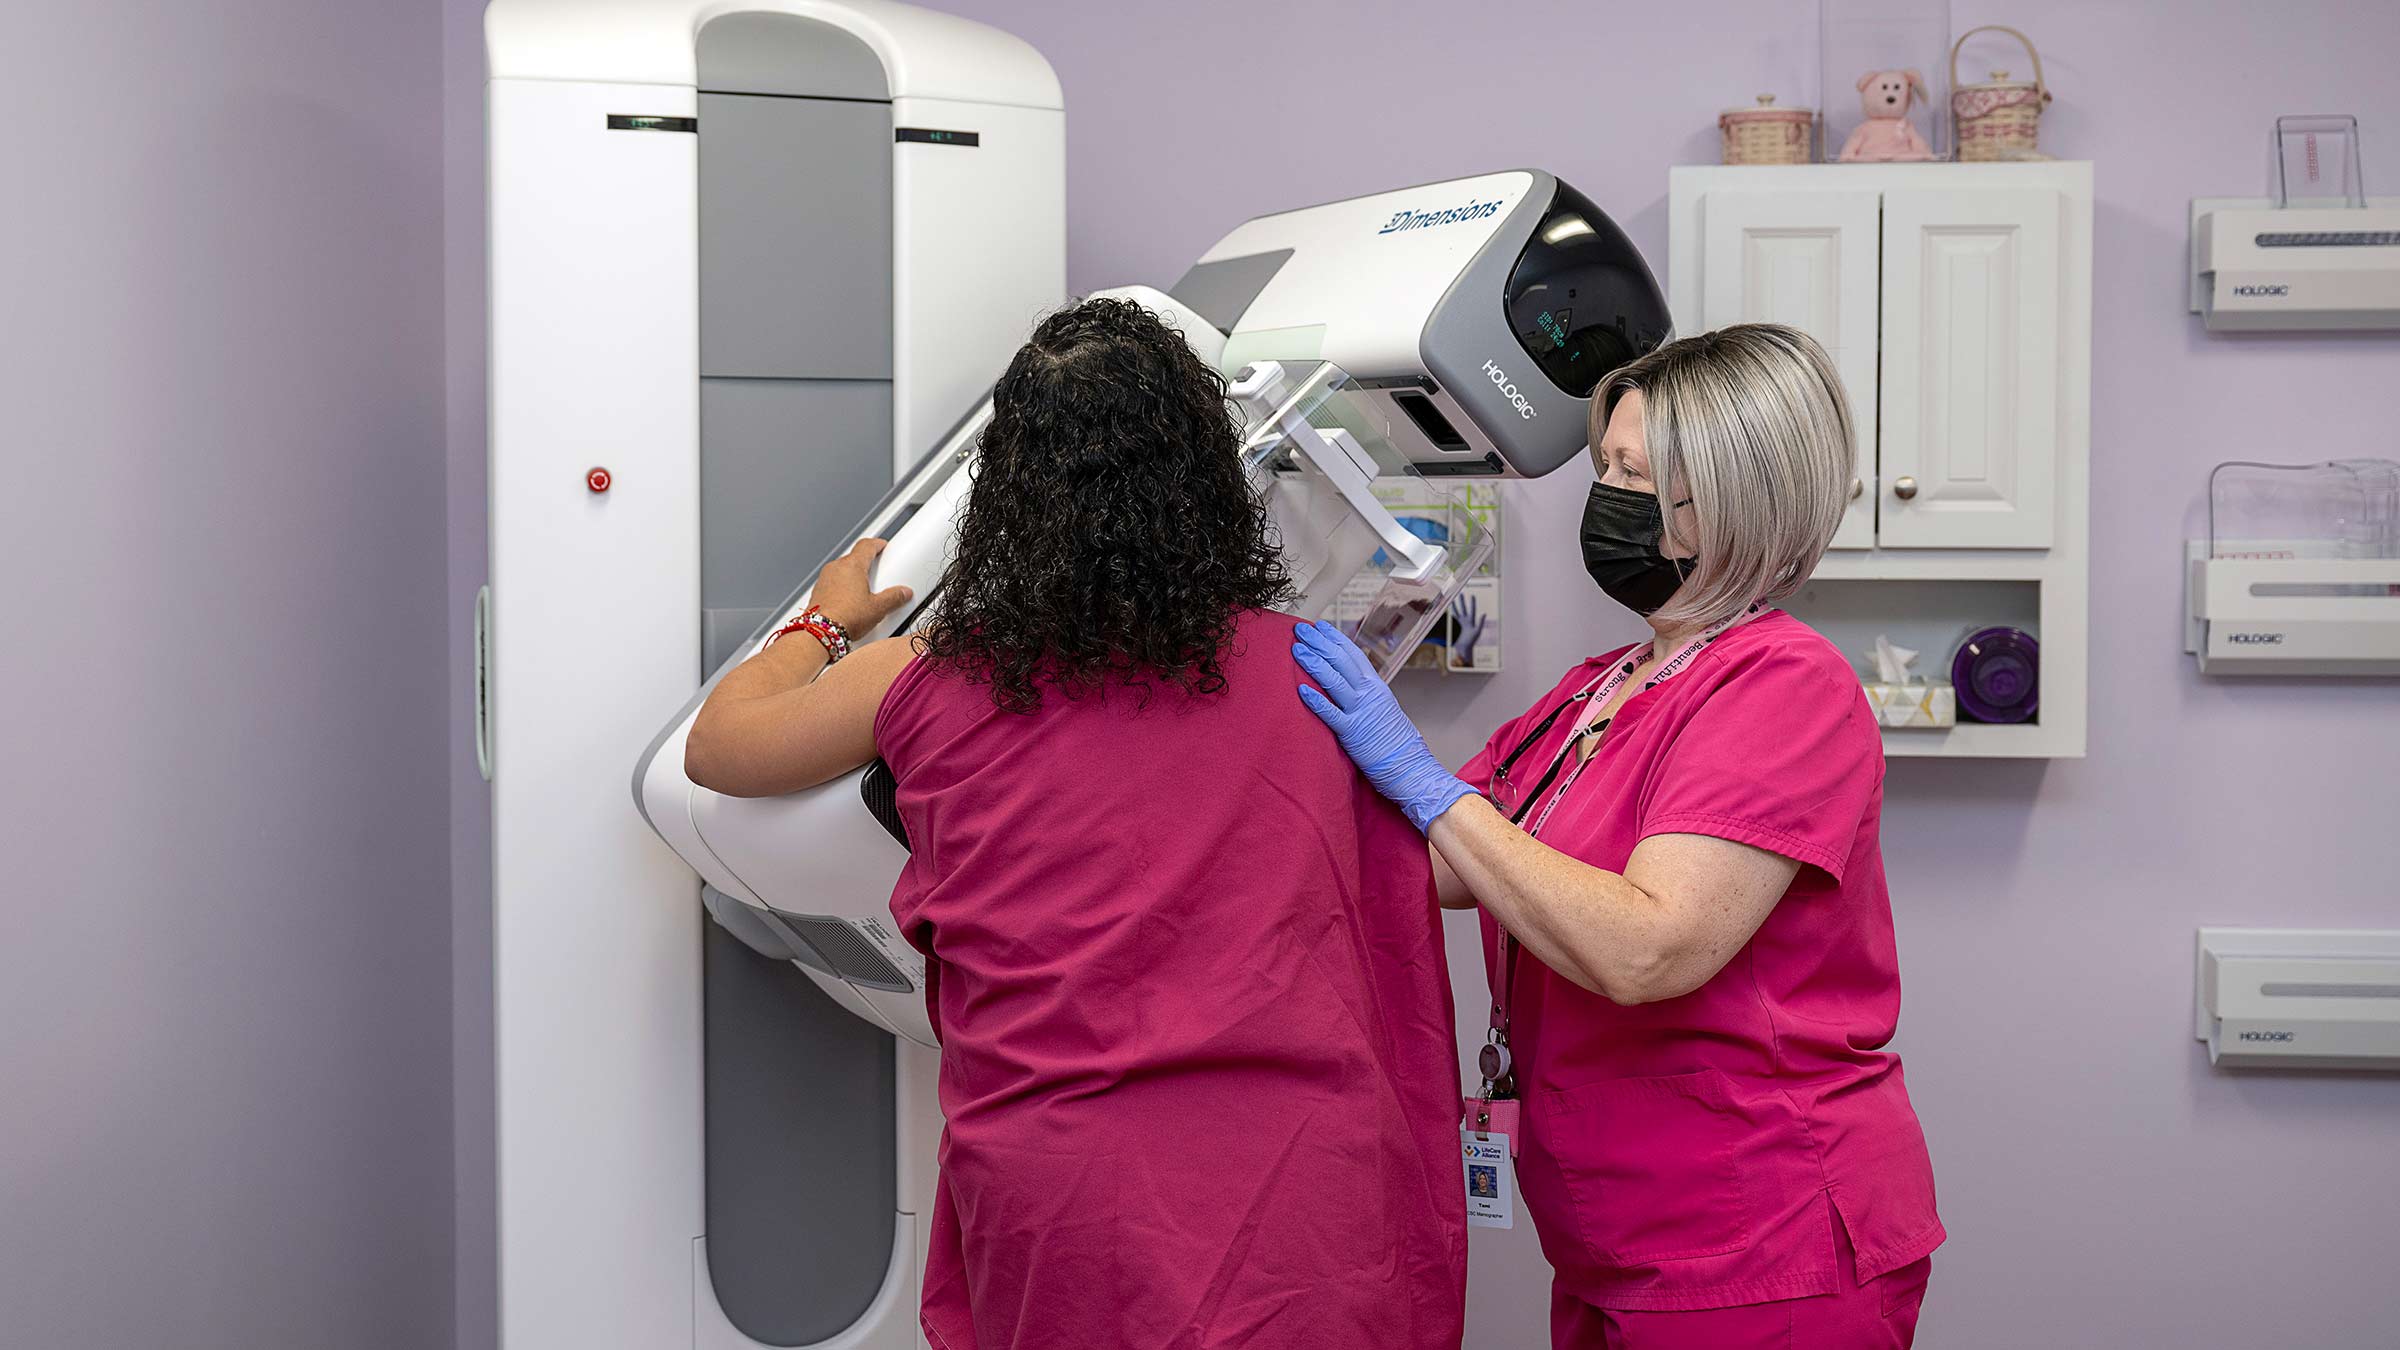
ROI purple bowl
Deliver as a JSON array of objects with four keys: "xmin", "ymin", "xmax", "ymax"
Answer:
[{"xmin": 1951, "ymin": 627, "xmax": 2039, "ymax": 724}]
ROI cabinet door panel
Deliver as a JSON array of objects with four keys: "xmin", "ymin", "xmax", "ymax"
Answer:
[
  {"xmin": 1879, "ymin": 187, "xmax": 2060, "ymax": 548},
  {"xmin": 1702, "ymin": 190, "xmax": 1880, "ymax": 549}
]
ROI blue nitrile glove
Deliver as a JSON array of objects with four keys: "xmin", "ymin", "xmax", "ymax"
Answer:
[{"xmin": 1293, "ymin": 620, "xmax": 1478, "ymax": 833}]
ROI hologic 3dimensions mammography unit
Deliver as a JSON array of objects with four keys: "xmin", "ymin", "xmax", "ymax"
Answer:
[{"xmin": 483, "ymin": 2, "xmax": 1667, "ymax": 1345}]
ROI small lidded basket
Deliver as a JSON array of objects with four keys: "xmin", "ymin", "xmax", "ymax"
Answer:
[
  {"xmin": 1949, "ymin": 25, "xmax": 2052, "ymax": 161},
  {"xmin": 1719, "ymin": 95, "xmax": 1814, "ymax": 166}
]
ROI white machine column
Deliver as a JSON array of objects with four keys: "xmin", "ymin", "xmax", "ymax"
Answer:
[
  {"xmin": 488, "ymin": 71, "xmax": 705, "ymax": 1350},
  {"xmin": 484, "ymin": 3, "xmax": 1064, "ymax": 1347}
]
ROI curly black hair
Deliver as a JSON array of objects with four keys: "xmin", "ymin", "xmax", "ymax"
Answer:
[{"xmin": 915, "ymin": 297, "xmax": 1291, "ymax": 713}]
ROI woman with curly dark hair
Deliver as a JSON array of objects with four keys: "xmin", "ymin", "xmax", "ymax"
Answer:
[{"xmin": 684, "ymin": 297, "xmax": 1467, "ymax": 1350}]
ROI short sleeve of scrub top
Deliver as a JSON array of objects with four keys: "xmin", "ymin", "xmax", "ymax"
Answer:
[{"xmin": 1634, "ymin": 644, "xmax": 1882, "ymax": 881}]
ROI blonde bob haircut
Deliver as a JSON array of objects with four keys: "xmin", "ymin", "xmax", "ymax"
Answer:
[{"xmin": 1594, "ymin": 323, "xmax": 1854, "ymax": 633}]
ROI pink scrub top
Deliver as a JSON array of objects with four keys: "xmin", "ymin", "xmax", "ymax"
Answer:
[
  {"xmin": 876, "ymin": 608, "xmax": 1467, "ymax": 1350},
  {"xmin": 1459, "ymin": 610, "xmax": 1943, "ymax": 1314}
]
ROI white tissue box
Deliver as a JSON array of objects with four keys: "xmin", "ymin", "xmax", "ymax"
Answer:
[{"xmin": 1863, "ymin": 681, "xmax": 1956, "ymax": 729}]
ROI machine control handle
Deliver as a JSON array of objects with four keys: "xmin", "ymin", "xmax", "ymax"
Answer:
[
  {"xmin": 1850, "ymin": 477, "xmax": 1865, "ymax": 501},
  {"xmin": 1893, "ymin": 475, "xmax": 1920, "ymax": 501}
]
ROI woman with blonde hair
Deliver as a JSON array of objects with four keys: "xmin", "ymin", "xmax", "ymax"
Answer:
[{"xmin": 1297, "ymin": 324, "xmax": 1944, "ymax": 1347}]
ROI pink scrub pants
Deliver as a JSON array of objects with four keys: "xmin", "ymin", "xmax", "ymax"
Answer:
[{"xmin": 1550, "ymin": 1221, "xmax": 1931, "ymax": 1348}]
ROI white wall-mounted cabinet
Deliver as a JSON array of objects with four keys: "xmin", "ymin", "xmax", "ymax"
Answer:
[
  {"xmin": 1670, "ymin": 162, "xmax": 2092, "ymax": 758},
  {"xmin": 1879, "ymin": 185, "xmax": 2062, "ymax": 550},
  {"xmin": 1698, "ymin": 188, "xmax": 1881, "ymax": 548}
]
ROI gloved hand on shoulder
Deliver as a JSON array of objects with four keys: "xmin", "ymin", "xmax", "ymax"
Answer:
[{"xmin": 1292, "ymin": 620, "xmax": 1477, "ymax": 833}]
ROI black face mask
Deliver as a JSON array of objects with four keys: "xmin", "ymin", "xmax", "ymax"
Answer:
[{"xmin": 1580, "ymin": 481, "xmax": 1694, "ymax": 617}]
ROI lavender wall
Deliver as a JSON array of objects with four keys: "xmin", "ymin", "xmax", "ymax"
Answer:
[
  {"xmin": 904, "ymin": 3, "xmax": 2400, "ymax": 1346},
  {"xmin": 2, "ymin": 1, "xmax": 453, "ymax": 1346}
]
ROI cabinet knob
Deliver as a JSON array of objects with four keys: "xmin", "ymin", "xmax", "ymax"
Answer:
[
  {"xmin": 1849, "ymin": 477, "xmax": 1865, "ymax": 501},
  {"xmin": 1893, "ymin": 475, "xmax": 1919, "ymax": 501}
]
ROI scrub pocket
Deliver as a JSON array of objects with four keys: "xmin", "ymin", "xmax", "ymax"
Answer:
[{"xmin": 1542, "ymin": 1069, "xmax": 1753, "ymax": 1267}]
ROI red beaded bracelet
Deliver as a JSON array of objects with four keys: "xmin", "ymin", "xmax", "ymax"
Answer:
[{"xmin": 765, "ymin": 605, "xmax": 853, "ymax": 662}]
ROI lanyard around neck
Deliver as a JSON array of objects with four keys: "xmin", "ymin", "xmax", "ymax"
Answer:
[
  {"xmin": 1479, "ymin": 606, "xmax": 1763, "ymax": 1098},
  {"xmin": 1504, "ymin": 606, "xmax": 1756, "ymax": 840}
]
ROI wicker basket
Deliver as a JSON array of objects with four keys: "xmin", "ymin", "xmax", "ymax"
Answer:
[
  {"xmin": 1950, "ymin": 25, "xmax": 2051, "ymax": 161},
  {"xmin": 1719, "ymin": 95, "xmax": 1813, "ymax": 166}
]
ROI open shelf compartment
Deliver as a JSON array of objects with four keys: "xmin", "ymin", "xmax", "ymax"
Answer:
[{"xmin": 1781, "ymin": 576, "xmax": 2069, "ymax": 758}]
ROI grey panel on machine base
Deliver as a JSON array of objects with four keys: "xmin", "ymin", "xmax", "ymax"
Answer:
[
  {"xmin": 699, "ymin": 92, "xmax": 893, "ymax": 380},
  {"xmin": 700, "ymin": 378, "xmax": 894, "ymax": 669},
  {"xmin": 1169, "ymin": 249, "xmax": 1294, "ymax": 335},
  {"xmin": 694, "ymin": 18, "xmax": 904, "ymax": 1346},
  {"xmin": 697, "ymin": 10, "xmax": 891, "ymax": 100},
  {"xmin": 703, "ymin": 920, "xmax": 897, "ymax": 1347}
]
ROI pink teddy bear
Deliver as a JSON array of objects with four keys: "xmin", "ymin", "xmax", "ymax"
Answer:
[{"xmin": 1838, "ymin": 69, "xmax": 1936, "ymax": 162}]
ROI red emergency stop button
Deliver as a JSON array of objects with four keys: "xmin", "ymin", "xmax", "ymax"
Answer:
[{"xmin": 587, "ymin": 466, "xmax": 612, "ymax": 493}]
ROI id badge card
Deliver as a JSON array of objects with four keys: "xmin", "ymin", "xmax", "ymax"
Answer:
[{"xmin": 1460, "ymin": 1097, "xmax": 1519, "ymax": 1230}]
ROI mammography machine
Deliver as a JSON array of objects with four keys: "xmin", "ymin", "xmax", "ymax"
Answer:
[
  {"xmin": 638, "ymin": 176, "xmax": 1675, "ymax": 1044},
  {"xmin": 485, "ymin": 2, "xmax": 1666, "ymax": 1346}
]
